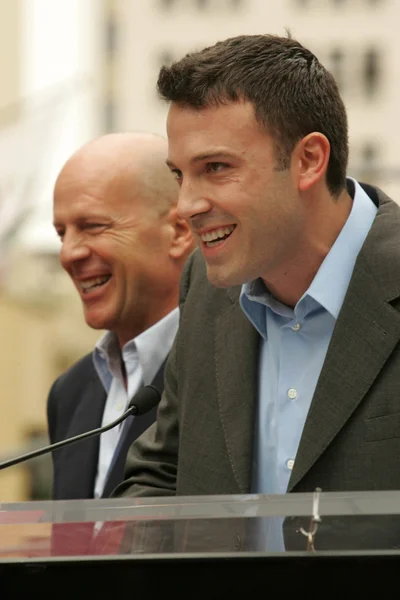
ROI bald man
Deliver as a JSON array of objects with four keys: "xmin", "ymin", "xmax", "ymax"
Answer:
[{"xmin": 47, "ymin": 132, "xmax": 194, "ymax": 499}]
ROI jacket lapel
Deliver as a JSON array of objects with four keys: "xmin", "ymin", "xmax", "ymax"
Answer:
[
  {"xmin": 288, "ymin": 193, "xmax": 400, "ymax": 490},
  {"xmin": 215, "ymin": 288, "xmax": 260, "ymax": 493},
  {"xmin": 55, "ymin": 375, "xmax": 106, "ymax": 499},
  {"xmin": 102, "ymin": 360, "xmax": 166, "ymax": 497}
]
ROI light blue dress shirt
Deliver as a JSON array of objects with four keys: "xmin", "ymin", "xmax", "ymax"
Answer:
[
  {"xmin": 91, "ymin": 307, "xmax": 179, "ymax": 497},
  {"xmin": 240, "ymin": 179, "xmax": 378, "ymax": 499}
]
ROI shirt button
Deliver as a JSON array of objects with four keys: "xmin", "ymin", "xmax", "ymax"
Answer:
[
  {"xmin": 291, "ymin": 323, "xmax": 301, "ymax": 331},
  {"xmin": 287, "ymin": 458, "xmax": 295, "ymax": 470},
  {"xmin": 116, "ymin": 402, "xmax": 124, "ymax": 411},
  {"xmin": 287, "ymin": 388, "xmax": 297, "ymax": 400}
]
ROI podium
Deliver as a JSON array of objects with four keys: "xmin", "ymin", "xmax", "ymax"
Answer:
[{"xmin": 1, "ymin": 490, "xmax": 400, "ymax": 597}]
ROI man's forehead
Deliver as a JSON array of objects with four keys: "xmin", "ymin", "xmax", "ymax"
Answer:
[
  {"xmin": 167, "ymin": 99, "xmax": 256, "ymax": 122},
  {"xmin": 166, "ymin": 109, "xmax": 269, "ymax": 167}
]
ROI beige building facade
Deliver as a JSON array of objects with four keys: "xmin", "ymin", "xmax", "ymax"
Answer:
[
  {"xmin": 1, "ymin": 0, "xmax": 399, "ymax": 501},
  {"xmin": 0, "ymin": 0, "xmax": 20, "ymax": 127},
  {"xmin": 0, "ymin": 0, "xmax": 104, "ymax": 501},
  {"xmin": 0, "ymin": 251, "xmax": 101, "ymax": 501},
  {"xmin": 110, "ymin": 0, "xmax": 400, "ymax": 198}
]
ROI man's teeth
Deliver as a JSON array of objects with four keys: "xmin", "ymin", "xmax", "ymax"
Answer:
[
  {"xmin": 80, "ymin": 275, "xmax": 110, "ymax": 291},
  {"xmin": 200, "ymin": 226, "xmax": 235, "ymax": 245}
]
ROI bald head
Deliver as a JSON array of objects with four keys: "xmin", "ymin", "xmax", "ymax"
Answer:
[
  {"xmin": 54, "ymin": 132, "xmax": 178, "ymax": 215},
  {"xmin": 52, "ymin": 131, "xmax": 194, "ymax": 345}
]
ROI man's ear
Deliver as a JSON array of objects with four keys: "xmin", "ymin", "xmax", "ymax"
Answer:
[
  {"xmin": 168, "ymin": 208, "xmax": 195, "ymax": 259},
  {"xmin": 294, "ymin": 132, "xmax": 330, "ymax": 192}
]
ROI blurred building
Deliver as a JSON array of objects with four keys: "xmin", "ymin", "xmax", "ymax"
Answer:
[
  {"xmin": 0, "ymin": 0, "xmax": 105, "ymax": 501},
  {"xmin": 0, "ymin": 0, "xmax": 399, "ymax": 501},
  {"xmin": 0, "ymin": 249, "xmax": 100, "ymax": 501},
  {"xmin": 107, "ymin": 0, "xmax": 400, "ymax": 198},
  {"xmin": 0, "ymin": 1, "xmax": 20, "ymax": 128}
]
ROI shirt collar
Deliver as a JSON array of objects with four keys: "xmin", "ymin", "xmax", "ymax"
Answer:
[
  {"xmin": 125, "ymin": 307, "xmax": 179, "ymax": 385},
  {"xmin": 240, "ymin": 178, "xmax": 377, "ymax": 331},
  {"xmin": 305, "ymin": 177, "xmax": 377, "ymax": 319},
  {"xmin": 93, "ymin": 307, "xmax": 179, "ymax": 391}
]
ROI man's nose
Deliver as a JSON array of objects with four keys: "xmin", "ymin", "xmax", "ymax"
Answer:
[
  {"xmin": 59, "ymin": 231, "xmax": 90, "ymax": 270},
  {"xmin": 177, "ymin": 179, "xmax": 212, "ymax": 221}
]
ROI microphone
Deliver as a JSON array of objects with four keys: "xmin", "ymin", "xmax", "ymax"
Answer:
[{"xmin": 0, "ymin": 384, "xmax": 161, "ymax": 471}]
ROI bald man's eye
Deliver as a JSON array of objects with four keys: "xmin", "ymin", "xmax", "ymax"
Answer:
[
  {"xmin": 85, "ymin": 223, "xmax": 107, "ymax": 231},
  {"xmin": 170, "ymin": 169, "xmax": 182, "ymax": 183}
]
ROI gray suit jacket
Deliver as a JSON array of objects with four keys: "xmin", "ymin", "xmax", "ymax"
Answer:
[{"xmin": 114, "ymin": 183, "xmax": 400, "ymax": 501}]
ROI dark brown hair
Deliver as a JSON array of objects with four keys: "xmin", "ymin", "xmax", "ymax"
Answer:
[{"xmin": 157, "ymin": 34, "xmax": 348, "ymax": 196}]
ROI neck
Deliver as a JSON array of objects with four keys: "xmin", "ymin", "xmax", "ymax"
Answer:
[
  {"xmin": 117, "ymin": 295, "xmax": 179, "ymax": 349},
  {"xmin": 262, "ymin": 187, "xmax": 353, "ymax": 307}
]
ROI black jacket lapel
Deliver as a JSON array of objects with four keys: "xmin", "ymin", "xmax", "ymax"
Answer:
[
  {"xmin": 53, "ymin": 375, "xmax": 106, "ymax": 499},
  {"xmin": 102, "ymin": 359, "xmax": 166, "ymax": 497}
]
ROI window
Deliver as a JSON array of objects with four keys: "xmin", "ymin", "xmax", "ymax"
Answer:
[
  {"xmin": 105, "ymin": 15, "xmax": 117, "ymax": 58},
  {"xmin": 159, "ymin": 50, "xmax": 174, "ymax": 67},
  {"xmin": 361, "ymin": 143, "xmax": 378, "ymax": 166},
  {"xmin": 158, "ymin": 0, "xmax": 176, "ymax": 9},
  {"xmin": 363, "ymin": 48, "xmax": 381, "ymax": 97},
  {"xmin": 359, "ymin": 142, "xmax": 379, "ymax": 183},
  {"xmin": 157, "ymin": 0, "xmax": 244, "ymax": 11},
  {"xmin": 329, "ymin": 47, "xmax": 345, "ymax": 90},
  {"xmin": 104, "ymin": 98, "xmax": 116, "ymax": 133}
]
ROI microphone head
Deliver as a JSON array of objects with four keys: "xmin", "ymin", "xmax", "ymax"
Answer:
[{"xmin": 128, "ymin": 384, "xmax": 162, "ymax": 416}]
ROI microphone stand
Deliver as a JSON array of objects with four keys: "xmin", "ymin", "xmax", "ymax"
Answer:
[
  {"xmin": 0, "ymin": 384, "xmax": 161, "ymax": 471},
  {"xmin": 0, "ymin": 406, "xmax": 137, "ymax": 471}
]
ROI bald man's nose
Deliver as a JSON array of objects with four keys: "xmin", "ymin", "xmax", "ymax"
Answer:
[{"xmin": 59, "ymin": 231, "xmax": 90, "ymax": 269}]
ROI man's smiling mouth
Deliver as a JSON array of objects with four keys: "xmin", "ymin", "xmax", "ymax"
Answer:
[
  {"xmin": 200, "ymin": 225, "xmax": 236, "ymax": 247},
  {"xmin": 80, "ymin": 275, "xmax": 111, "ymax": 293}
]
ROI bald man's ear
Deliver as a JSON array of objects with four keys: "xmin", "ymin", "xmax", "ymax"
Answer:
[{"xmin": 168, "ymin": 209, "xmax": 195, "ymax": 260}]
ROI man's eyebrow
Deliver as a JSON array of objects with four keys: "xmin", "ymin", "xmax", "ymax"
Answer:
[{"xmin": 166, "ymin": 151, "xmax": 236, "ymax": 168}]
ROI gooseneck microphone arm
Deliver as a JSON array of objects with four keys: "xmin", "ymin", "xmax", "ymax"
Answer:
[{"xmin": 0, "ymin": 384, "xmax": 161, "ymax": 471}]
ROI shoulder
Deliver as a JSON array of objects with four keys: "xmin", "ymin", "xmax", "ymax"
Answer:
[
  {"xmin": 48, "ymin": 352, "xmax": 96, "ymax": 402},
  {"xmin": 180, "ymin": 248, "xmax": 207, "ymax": 300},
  {"xmin": 180, "ymin": 248, "xmax": 241, "ymax": 305},
  {"xmin": 47, "ymin": 352, "xmax": 100, "ymax": 436},
  {"xmin": 354, "ymin": 182, "xmax": 400, "ymax": 300},
  {"xmin": 362, "ymin": 183, "xmax": 400, "ymax": 243},
  {"xmin": 178, "ymin": 249, "xmax": 243, "ymax": 343},
  {"xmin": 359, "ymin": 181, "xmax": 400, "ymax": 215}
]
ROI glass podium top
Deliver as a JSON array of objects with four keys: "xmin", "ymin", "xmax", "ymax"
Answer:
[{"xmin": 1, "ymin": 490, "xmax": 400, "ymax": 560}]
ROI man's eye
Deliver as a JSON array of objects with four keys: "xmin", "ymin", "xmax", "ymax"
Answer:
[
  {"xmin": 55, "ymin": 230, "xmax": 64, "ymax": 240},
  {"xmin": 206, "ymin": 162, "xmax": 228, "ymax": 174},
  {"xmin": 171, "ymin": 169, "xmax": 182, "ymax": 182},
  {"xmin": 86, "ymin": 223, "xmax": 106, "ymax": 230}
]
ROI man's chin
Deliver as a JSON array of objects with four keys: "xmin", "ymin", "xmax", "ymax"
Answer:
[
  {"xmin": 206, "ymin": 265, "xmax": 245, "ymax": 289},
  {"xmin": 83, "ymin": 311, "xmax": 111, "ymax": 331},
  {"xmin": 85, "ymin": 320, "xmax": 107, "ymax": 331}
]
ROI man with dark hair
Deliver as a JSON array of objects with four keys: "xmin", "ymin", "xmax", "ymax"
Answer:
[{"xmin": 114, "ymin": 34, "xmax": 400, "ymax": 500}]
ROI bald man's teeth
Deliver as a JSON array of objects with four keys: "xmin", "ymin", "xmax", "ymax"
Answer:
[
  {"xmin": 80, "ymin": 275, "xmax": 111, "ymax": 292},
  {"xmin": 201, "ymin": 226, "xmax": 235, "ymax": 247}
]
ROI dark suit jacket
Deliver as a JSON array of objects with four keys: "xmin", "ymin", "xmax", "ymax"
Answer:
[
  {"xmin": 115, "ymin": 183, "xmax": 400, "ymax": 500},
  {"xmin": 47, "ymin": 353, "xmax": 164, "ymax": 499}
]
